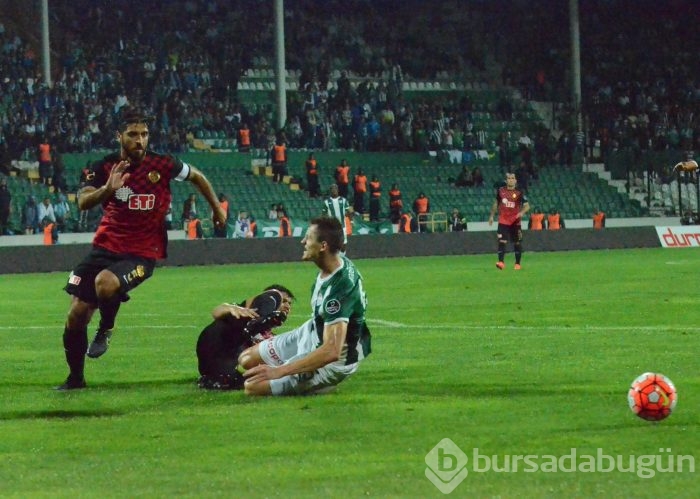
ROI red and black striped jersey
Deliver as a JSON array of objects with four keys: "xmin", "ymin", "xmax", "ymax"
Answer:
[
  {"xmin": 495, "ymin": 186, "xmax": 527, "ymax": 226},
  {"xmin": 83, "ymin": 152, "xmax": 189, "ymax": 259}
]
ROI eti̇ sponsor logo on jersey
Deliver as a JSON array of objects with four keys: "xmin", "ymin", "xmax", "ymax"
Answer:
[
  {"xmin": 115, "ymin": 187, "xmax": 156, "ymax": 211},
  {"xmin": 324, "ymin": 299, "xmax": 341, "ymax": 315}
]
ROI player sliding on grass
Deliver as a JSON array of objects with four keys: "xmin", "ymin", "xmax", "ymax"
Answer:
[
  {"xmin": 56, "ymin": 108, "xmax": 226, "ymax": 390},
  {"xmin": 488, "ymin": 172, "xmax": 530, "ymax": 270},
  {"xmin": 196, "ymin": 285, "xmax": 295, "ymax": 390},
  {"xmin": 238, "ymin": 216, "xmax": 372, "ymax": 396}
]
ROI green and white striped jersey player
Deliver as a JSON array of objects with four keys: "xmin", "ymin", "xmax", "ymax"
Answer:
[
  {"xmin": 323, "ymin": 184, "xmax": 351, "ymax": 246},
  {"xmin": 239, "ymin": 216, "xmax": 371, "ymax": 396},
  {"xmin": 309, "ymin": 254, "xmax": 370, "ymax": 366}
]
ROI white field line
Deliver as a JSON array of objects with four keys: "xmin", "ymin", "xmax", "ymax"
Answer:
[{"xmin": 1, "ymin": 319, "xmax": 699, "ymax": 333}]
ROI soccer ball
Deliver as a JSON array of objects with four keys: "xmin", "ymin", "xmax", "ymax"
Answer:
[{"xmin": 627, "ymin": 372, "xmax": 677, "ymax": 421}]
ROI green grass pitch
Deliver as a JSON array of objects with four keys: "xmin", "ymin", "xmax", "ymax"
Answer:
[{"xmin": 0, "ymin": 247, "xmax": 698, "ymax": 498}]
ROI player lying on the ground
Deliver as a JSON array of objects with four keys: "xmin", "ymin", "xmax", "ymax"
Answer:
[{"xmin": 196, "ymin": 285, "xmax": 294, "ymax": 390}]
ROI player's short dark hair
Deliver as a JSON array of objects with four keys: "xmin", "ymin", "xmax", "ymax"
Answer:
[
  {"xmin": 117, "ymin": 107, "xmax": 153, "ymax": 132},
  {"xmin": 264, "ymin": 284, "xmax": 295, "ymax": 301},
  {"xmin": 310, "ymin": 216, "xmax": 344, "ymax": 253}
]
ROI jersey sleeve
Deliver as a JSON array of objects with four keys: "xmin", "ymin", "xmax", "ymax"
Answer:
[
  {"xmin": 82, "ymin": 159, "xmax": 110, "ymax": 189},
  {"xmin": 322, "ymin": 274, "xmax": 362, "ymax": 325}
]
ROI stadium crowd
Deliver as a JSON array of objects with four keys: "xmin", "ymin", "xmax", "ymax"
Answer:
[{"xmin": 0, "ymin": 1, "xmax": 698, "ymax": 183}]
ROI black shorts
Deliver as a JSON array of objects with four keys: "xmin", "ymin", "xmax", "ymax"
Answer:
[
  {"xmin": 64, "ymin": 247, "xmax": 156, "ymax": 305},
  {"xmin": 196, "ymin": 318, "xmax": 249, "ymax": 376},
  {"xmin": 497, "ymin": 223, "xmax": 523, "ymax": 243}
]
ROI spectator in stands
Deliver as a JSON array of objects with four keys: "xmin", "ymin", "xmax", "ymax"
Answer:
[
  {"xmin": 528, "ymin": 209, "xmax": 546, "ymax": 230},
  {"xmin": 547, "ymin": 208, "xmax": 564, "ymax": 230},
  {"xmin": 557, "ymin": 132, "xmax": 574, "ymax": 168},
  {"xmin": 182, "ymin": 193, "xmax": 197, "ymax": 222},
  {"xmin": 53, "ymin": 193, "xmax": 72, "ymax": 233},
  {"xmin": 515, "ymin": 161, "xmax": 530, "ymax": 192},
  {"xmin": 271, "ymin": 135, "xmax": 288, "ymax": 184},
  {"xmin": 0, "ymin": 178, "xmax": 11, "ymax": 235},
  {"xmin": 185, "ymin": 213, "xmax": 203, "ymax": 240},
  {"xmin": 42, "ymin": 216, "xmax": 58, "ymax": 245},
  {"xmin": 592, "ymin": 211, "xmax": 606, "ymax": 229},
  {"xmin": 214, "ymin": 194, "xmax": 230, "ymax": 238},
  {"xmin": 52, "ymin": 150, "xmax": 67, "ymax": 193},
  {"xmin": 22, "ymin": 195, "xmax": 39, "ymax": 235},
  {"xmin": 449, "ymin": 208, "xmax": 467, "ymax": 232},
  {"xmin": 388, "ymin": 182, "xmax": 403, "ymax": 224},
  {"xmin": 335, "ymin": 159, "xmax": 351, "ymax": 198},
  {"xmin": 323, "ymin": 184, "xmax": 351, "ymax": 249},
  {"xmin": 37, "ymin": 196, "xmax": 56, "ymax": 226},
  {"xmin": 455, "ymin": 165, "xmax": 473, "ymax": 188},
  {"xmin": 278, "ymin": 208, "xmax": 292, "ymax": 237},
  {"xmin": 238, "ymin": 123, "xmax": 251, "ymax": 153},
  {"xmin": 268, "ymin": 203, "xmax": 279, "ymax": 220},
  {"xmin": 413, "ymin": 192, "xmax": 430, "ymax": 217},
  {"xmin": 471, "ymin": 167, "xmax": 485, "ymax": 187},
  {"xmin": 368, "ymin": 175, "xmax": 382, "ymax": 222},
  {"xmin": 233, "ymin": 210, "xmax": 252, "ymax": 239},
  {"xmin": 37, "ymin": 137, "xmax": 53, "ymax": 186},
  {"xmin": 352, "ymin": 167, "xmax": 367, "ymax": 214},
  {"xmin": 305, "ymin": 153, "xmax": 320, "ymax": 198},
  {"xmin": 165, "ymin": 202, "xmax": 173, "ymax": 231},
  {"xmin": 399, "ymin": 209, "xmax": 417, "ymax": 233}
]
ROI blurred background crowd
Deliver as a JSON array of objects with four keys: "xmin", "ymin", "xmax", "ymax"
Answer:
[{"xmin": 0, "ymin": 0, "xmax": 697, "ymax": 164}]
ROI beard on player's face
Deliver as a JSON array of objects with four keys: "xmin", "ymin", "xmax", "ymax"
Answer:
[{"xmin": 122, "ymin": 140, "xmax": 147, "ymax": 163}]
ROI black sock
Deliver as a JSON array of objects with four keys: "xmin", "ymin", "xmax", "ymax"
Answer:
[
  {"xmin": 98, "ymin": 295, "xmax": 121, "ymax": 332},
  {"xmin": 63, "ymin": 326, "xmax": 87, "ymax": 379},
  {"xmin": 497, "ymin": 242, "xmax": 506, "ymax": 262}
]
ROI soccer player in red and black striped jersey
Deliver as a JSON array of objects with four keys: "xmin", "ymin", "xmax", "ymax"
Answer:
[
  {"xmin": 488, "ymin": 172, "xmax": 530, "ymax": 270},
  {"xmin": 56, "ymin": 109, "xmax": 227, "ymax": 390}
]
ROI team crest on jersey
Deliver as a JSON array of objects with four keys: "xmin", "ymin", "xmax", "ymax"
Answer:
[
  {"xmin": 511, "ymin": 193, "xmax": 517, "ymax": 199},
  {"xmin": 324, "ymin": 298, "xmax": 341, "ymax": 314},
  {"xmin": 148, "ymin": 171, "xmax": 161, "ymax": 183}
]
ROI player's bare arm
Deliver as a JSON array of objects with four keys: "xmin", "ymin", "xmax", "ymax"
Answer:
[
  {"xmin": 77, "ymin": 161, "xmax": 131, "ymax": 211},
  {"xmin": 188, "ymin": 166, "xmax": 226, "ymax": 226},
  {"xmin": 517, "ymin": 201, "xmax": 531, "ymax": 219},
  {"xmin": 243, "ymin": 321, "xmax": 348, "ymax": 384},
  {"xmin": 488, "ymin": 200, "xmax": 498, "ymax": 225}
]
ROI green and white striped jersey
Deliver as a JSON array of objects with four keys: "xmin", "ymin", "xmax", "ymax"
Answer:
[
  {"xmin": 323, "ymin": 196, "xmax": 349, "ymax": 243},
  {"xmin": 310, "ymin": 255, "xmax": 371, "ymax": 365}
]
